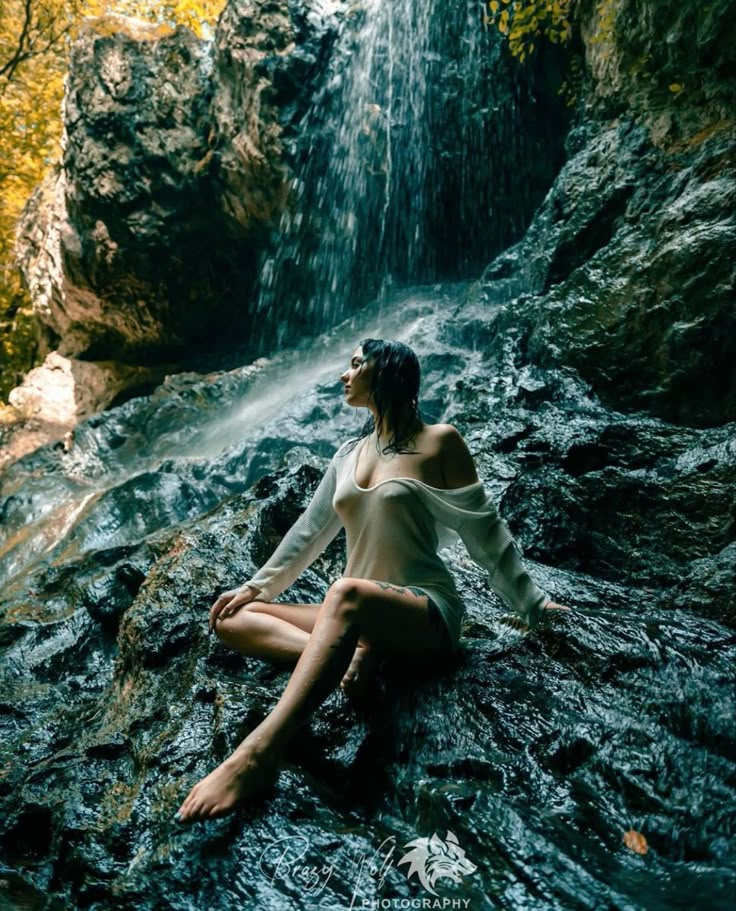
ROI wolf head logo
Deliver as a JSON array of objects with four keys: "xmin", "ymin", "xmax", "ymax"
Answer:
[{"xmin": 397, "ymin": 830, "xmax": 477, "ymax": 896}]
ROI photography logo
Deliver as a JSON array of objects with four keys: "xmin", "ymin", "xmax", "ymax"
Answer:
[
  {"xmin": 259, "ymin": 827, "xmax": 477, "ymax": 909},
  {"xmin": 397, "ymin": 830, "xmax": 477, "ymax": 896}
]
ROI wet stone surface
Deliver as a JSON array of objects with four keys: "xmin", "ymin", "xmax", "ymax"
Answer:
[{"xmin": 0, "ymin": 281, "xmax": 734, "ymax": 909}]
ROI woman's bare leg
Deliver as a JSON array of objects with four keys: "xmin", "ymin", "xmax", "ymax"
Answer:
[
  {"xmin": 215, "ymin": 602, "xmax": 320, "ymax": 663},
  {"xmin": 175, "ymin": 579, "xmax": 447, "ymax": 823},
  {"xmin": 214, "ymin": 601, "xmax": 374, "ymax": 693}
]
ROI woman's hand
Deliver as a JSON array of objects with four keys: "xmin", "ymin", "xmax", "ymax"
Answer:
[
  {"xmin": 209, "ymin": 585, "xmax": 259, "ymax": 632},
  {"xmin": 498, "ymin": 599, "xmax": 572, "ymax": 632},
  {"xmin": 544, "ymin": 600, "xmax": 571, "ymax": 612}
]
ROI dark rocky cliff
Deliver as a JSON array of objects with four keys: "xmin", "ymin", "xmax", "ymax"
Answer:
[
  {"xmin": 0, "ymin": 0, "xmax": 735, "ymax": 908},
  {"xmin": 481, "ymin": 0, "xmax": 736, "ymax": 427}
]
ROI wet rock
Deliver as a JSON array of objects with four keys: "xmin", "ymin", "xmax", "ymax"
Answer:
[
  {"xmin": 477, "ymin": 0, "xmax": 736, "ymax": 427},
  {"xmin": 0, "ymin": 406, "xmax": 71, "ymax": 473},
  {"xmin": 16, "ymin": 19, "xmax": 219, "ymax": 363},
  {"xmin": 11, "ymin": 4, "xmax": 344, "ymax": 420},
  {"xmin": 7, "ymin": 352, "xmax": 164, "ymax": 425},
  {"xmin": 80, "ymin": 560, "xmax": 149, "ymax": 636},
  {"xmin": 480, "ymin": 117, "xmax": 736, "ymax": 427},
  {"xmin": 1, "ymin": 285, "xmax": 735, "ymax": 908},
  {"xmin": 212, "ymin": 0, "xmax": 344, "ymax": 231},
  {"xmin": 578, "ymin": 0, "xmax": 736, "ymax": 140},
  {"xmin": 669, "ymin": 541, "xmax": 736, "ymax": 627}
]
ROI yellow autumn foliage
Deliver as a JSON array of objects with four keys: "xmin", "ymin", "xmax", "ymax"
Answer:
[
  {"xmin": 486, "ymin": 0, "xmax": 574, "ymax": 58},
  {"xmin": 0, "ymin": 0, "xmax": 225, "ymax": 398},
  {"xmin": 485, "ymin": 0, "xmax": 622, "ymax": 107}
]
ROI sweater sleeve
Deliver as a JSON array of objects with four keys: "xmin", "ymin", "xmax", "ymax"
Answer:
[
  {"xmin": 455, "ymin": 488, "xmax": 551, "ymax": 626},
  {"xmin": 241, "ymin": 452, "xmax": 343, "ymax": 602},
  {"xmin": 411, "ymin": 481, "xmax": 550, "ymax": 626}
]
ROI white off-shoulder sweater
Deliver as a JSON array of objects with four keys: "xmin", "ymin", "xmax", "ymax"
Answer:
[{"xmin": 242, "ymin": 437, "xmax": 552, "ymax": 653}]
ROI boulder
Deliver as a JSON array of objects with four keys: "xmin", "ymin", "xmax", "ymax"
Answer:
[
  {"xmin": 479, "ymin": 0, "xmax": 736, "ymax": 426},
  {"xmin": 14, "ymin": 5, "xmax": 344, "ymax": 368},
  {"xmin": 8, "ymin": 352, "xmax": 163, "ymax": 425}
]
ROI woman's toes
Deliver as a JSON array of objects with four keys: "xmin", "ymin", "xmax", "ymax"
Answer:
[
  {"xmin": 178, "ymin": 792, "xmax": 196, "ymax": 819},
  {"xmin": 341, "ymin": 648, "xmax": 377, "ymax": 699},
  {"xmin": 190, "ymin": 801, "xmax": 206, "ymax": 821},
  {"xmin": 341, "ymin": 666, "xmax": 359, "ymax": 689},
  {"xmin": 180, "ymin": 805, "xmax": 195, "ymax": 823},
  {"xmin": 185, "ymin": 794, "xmax": 203, "ymax": 816}
]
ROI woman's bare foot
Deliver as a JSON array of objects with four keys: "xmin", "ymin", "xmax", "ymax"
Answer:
[
  {"xmin": 340, "ymin": 643, "xmax": 378, "ymax": 698},
  {"xmin": 174, "ymin": 743, "xmax": 279, "ymax": 824}
]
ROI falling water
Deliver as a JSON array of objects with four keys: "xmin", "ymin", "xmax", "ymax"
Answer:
[{"xmin": 255, "ymin": 0, "xmax": 520, "ymax": 342}]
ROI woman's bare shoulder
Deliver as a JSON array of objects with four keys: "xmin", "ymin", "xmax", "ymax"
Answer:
[
  {"xmin": 428, "ymin": 423, "xmax": 481, "ymax": 488},
  {"xmin": 424, "ymin": 422, "xmax": 462, "ymax": 440},
  {"xmin": 423, "ymin": 422, "xmax": 470, "ymax": 449}
]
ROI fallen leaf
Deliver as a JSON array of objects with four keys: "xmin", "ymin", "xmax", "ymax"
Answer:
[{"xmin": 623, "ymin": 829, "xmax": 648, "ymax": 854}]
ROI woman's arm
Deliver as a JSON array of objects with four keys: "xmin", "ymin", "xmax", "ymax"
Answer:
[
  {"xmin": 239, "ymin": 452, "xmax": 343, "ymax": 603},
  {"xmin": 210, "ymin": 445, "xmax": 349, "ymax": 629},
  {"xmin": 438, "ymin": 426, "xmax": 557, "ymax": 625}
]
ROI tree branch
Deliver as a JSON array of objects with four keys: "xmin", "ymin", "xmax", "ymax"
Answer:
[{"xmin": 0, "ymin": 0, "xmax": 35, "ymax": 82}]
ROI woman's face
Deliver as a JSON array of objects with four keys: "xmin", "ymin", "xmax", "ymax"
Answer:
[{"xmin": 340, "ymin": 346, "xmax": 374, "ymax": 408}]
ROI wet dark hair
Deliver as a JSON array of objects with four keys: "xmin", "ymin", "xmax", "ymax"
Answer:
[{"xmin": 346, "ymin": 338, "xmax": 424, "ymax": 455}]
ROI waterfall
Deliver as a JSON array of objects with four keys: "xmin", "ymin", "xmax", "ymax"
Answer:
[{"xmin": 255, "ymin": 0, "xmax": 508, "ymax": 343}]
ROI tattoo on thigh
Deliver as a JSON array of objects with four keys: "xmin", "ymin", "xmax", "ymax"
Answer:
[
  {"xmin": 406, "ymin": 586, "xmax": 430, "ymax": 599},
  {"xmin": 373, "ymin": 581, "xmax": 423, "ymax": 598}
]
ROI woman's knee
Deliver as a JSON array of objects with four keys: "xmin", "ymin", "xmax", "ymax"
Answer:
[
  {"xmin": 325, "ymin": 578, "xmax": 365, "ymax": 617},
  {"xmin": 214, "ymin": 616, "xmax": 238, "ymax": 645},
  {"xmin": 214, "ymin": 605, "xmax": 262, "ymax": 645}
]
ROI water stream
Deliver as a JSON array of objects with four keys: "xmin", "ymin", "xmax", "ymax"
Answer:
[{"xmin": 0, "ymin": 287, "xmax": 457, "ymax": 590}]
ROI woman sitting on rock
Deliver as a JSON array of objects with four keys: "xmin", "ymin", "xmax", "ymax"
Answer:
[{"xmin": 175, "ymin": 338, "xmax": 569, "ymax": 823}]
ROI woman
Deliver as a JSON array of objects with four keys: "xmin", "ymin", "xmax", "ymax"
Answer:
[{"xmin": 175, "ymin": 339, "xmax": 568, "ymax": 823}]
